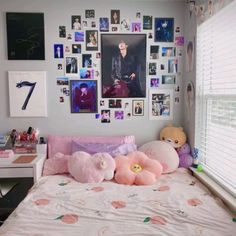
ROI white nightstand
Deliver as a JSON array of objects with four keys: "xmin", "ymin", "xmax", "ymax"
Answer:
[{"xmin": 0, "ymin": 154, "xmax": 46, "ymax": 183}]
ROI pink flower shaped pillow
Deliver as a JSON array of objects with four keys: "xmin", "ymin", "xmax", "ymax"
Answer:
[
  {"xmin": 115, "ymin": 151, "xmax": 163, "ymax": 185},
  {"xmin": 68, "ymin": 151, "xmax": 116, "ymax": 183}
]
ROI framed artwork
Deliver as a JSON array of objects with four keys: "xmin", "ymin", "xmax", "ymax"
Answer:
[
  {"xmin": 162, "ymin": 75, "xmax": 176, "ymax": 85},
  {"xmin": 6, "ymin": 12, "xmax": 45, "ymax": 60},
  {"xmin": 143, "ymin": 16, "xmax": 153, "ymax": 30},
  {"xmin": 54, "ymin": 44, "xmax": 64, "ymax": 58},
  {"xmin": 101, "ymin": 34, "xmax": 146, "ymax": 98},
  {"xmin": 70, "ymin": 80, "xmax": 97, "ymax": 113},
  {"xmin": 162, "ymin": 47, "xmax": 176, "ymax": 57},
  {"xmin": 100, "ymin": 18, "xmax": 109, "ymax": 32},
  {"xmin": 65, "ymin": 56, "xmax": 79, "ymax": 76},
  {"xmin": 149, "ymin": 89, "xmax": 173, "ymax": 120},
  {"xmin": 8, "ymin": 71, "xmax": 47, "ymax": 117},
  {"xmin": 154, "ymin": 18, "xmax": 174, "ymax": 42},
  {"xmin": 132, "ymin": 100, "xmax": 144, "ymax": 116},
  {"xmin": 85, "ymin": 10, "xmax": 95, "ymax": 19},
  {"xmin": 86, "ymin": 30, "xmax": 98, "ymax": 51}
]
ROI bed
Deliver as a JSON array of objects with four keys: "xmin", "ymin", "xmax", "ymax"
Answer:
[{"xmin": 0, "ymin": 135, "xmax": 235, "ymax": 235}]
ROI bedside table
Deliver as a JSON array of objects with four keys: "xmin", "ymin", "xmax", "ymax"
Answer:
[{"xmin": 0, "ymin": 154, "xmax": 46, "ymax": 183}]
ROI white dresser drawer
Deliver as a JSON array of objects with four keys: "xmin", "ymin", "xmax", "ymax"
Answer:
[{"xmin": 0, "ymin": 167, "xmax": 34, "ymax": 178}]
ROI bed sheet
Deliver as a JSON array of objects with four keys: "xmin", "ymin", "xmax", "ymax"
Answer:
[{"xmin": 0, "ymin": 168, "xmax": 235, "ymax": 236}]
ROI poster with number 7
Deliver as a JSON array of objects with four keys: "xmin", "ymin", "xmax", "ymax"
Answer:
[{"xmin": 8, "ymin": 71, "xmax": 47, "ymax": 117}]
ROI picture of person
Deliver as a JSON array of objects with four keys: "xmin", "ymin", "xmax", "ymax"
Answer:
[
  {"xmin": 162, "ymin": 47, "xmax": 176, "ymax": 57},
  {"xmin": 132, "ymin": 23, "xmax": 141, "ymax": 32},
  {"xmin": 150, "ymin": 45, "xmax": 159, "ymax": 59},
  {"xmin": 72, "ymin": 44, "xmax": 81, "ymax": 54},
  {"xmin": 101, "ymin": 110, "xmax": 111, "ymax": 123},
  {"xmin": 66, "ymin": 57, "xmax": 78, "ymax": 75},
  {"xmin": 143, "ymin": 16, "xmax": 153, "ymax": 30},
  {"xmin": 86, "ymin": 30, "xmax": 98, "ymax": 51},
  {"xmin": 70, "ymin": 80, "xmax": 97, "ymax": 113},
  {"xmin": 54, "ymin": 44, "xmax": 64, "ymax": 58},
  {"xmin": 100, "ymin": 18, "xmax": 109, "ymax": 32},
  {"xmin": 132, "ymin": 100, "xmax": 144, "ymax": 116},
  {"xmin": 115, "ymin": 111, "xmax": 124, "ymax": 120},
  {"xmin": 186, "ymin": 40, "xmax": 194, "ymax": 72},
  {"xmin": 185, "ymin": 81, "xmax": 194, "ymax": 109},
  {"xmin": 59, "ymin": 26, "xmax": 66, "ymax": 38},
  {"xmin": 85, "ymin": 9, "xmax": 95, "ymax": 19},
  {"xmin": 168, "ymin": 59, "xmax": 178, "ymax": 73},
  {"xmin": 149, "ymin": 63, "xmax": 157, "ymax": 75},
  {"xmin": 72, "ymin": 15, "xmax": 81, "ymax": 30},
  {"xmin": 120, "ymin": 19, "xmax": 131, "ymax": 31},
  {"xmin": 155, "ymin": 18, "xmax": 174, "ymax": 42},
  {"xmin": 111, "ymin": 10, "xmax": 120, "ymax": 24},
  {"xmin": 82, "ymin": 54, "xmax": 92, "ymax": 68},
  {"xmin": 150, "ymin": 78, "xmax": 160, "ymax": 88},
  {"xmin": 101, "ymin": 34, "xmax": 146, "ymax": 98}
]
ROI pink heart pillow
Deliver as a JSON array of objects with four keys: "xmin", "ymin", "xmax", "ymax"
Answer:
[{"xmin": 68, "ymin": 151, "xmax": 116, "ymax": 183}]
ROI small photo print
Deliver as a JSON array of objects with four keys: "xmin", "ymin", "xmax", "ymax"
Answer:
[
  {"xmin": 175, "ymin": 36, "xmax": 184, "ymax": 46},
  {"xmin": 175, "ymin": 85, "xmax": 180, "ymax": 92},
  {"xmin": 162, "ymin": 75, "xmax": 176, "ymax": 84},
  {"xmin": 59, "ymin": 26, "xmax": 66, "ymax": 38},
  {"xmin": 54, "ymin": 44, "xmax": 64, "ymax": 58},
  {"xmin": 150, "ymin": 78, "xmax": 160, "ymax": 88},
  {"xmin": 175, "ymin": 97, "xmax": 180, "ymax": 104},
  {"xmin": 160, "ymin": 64, "xmax": 165, "ymax": 70},
  {"xmin": 124, "ymin": 102, "xmax": 130, "ymax": 109},
  {"xmin": 85, "ymin": 9, "xmax": 95, "ymax": 19},
  {"xmin": 67, "ymin": 33, "xmax": 73, "ymax": 40},
  {"xmin": 57, "ymin": 77, "xmax": 69, "ymax": 86},
  {"xmin": 149, "ymin": 89, "xmax": 173, "ymax": 120},
  {"xmin": 112, "ymin": 26, "xmax": 118, "ymax": 32},
  {"xmin": 150, "ymin": 45, "xmax": 159, "ymax": 59},
  {"xmin": 59, "ymin": 97, "xmax": 64, "ymax": 103},
  {"xmin": 175, "ymin": 26, "xmax": 181, "ymax": 33},
  {"xmin": 80, "ymin": 68, "xmax": 94, "ymax": 79},
  {"xmin": 120, "ymin": 18, "xmax": 131, "ymax": 31},
  {"xmin": 72, "ymin": 44, "xmax": 81, "ymax": 54},
  {"xmin": 109, "ymin": 99, "xmax": 122, "ymax": 108},
  {"xmin": 101, "ymin": 109, "xmax": 111, "ymax": 123},
  {"xmin": 149, "ymin": 62, "xmax": 157, "ymax": 75},
  {"xmin": 75, "ymin": 32, "xmax": 84, "ymax": 42},
  {"xmin": 91, "ymin": 21, "xmax": 96, "ymax": 28},
  {"xmin": 86, "ymin": 30, "xmax": 98, "ymax": 51},
  {"xmin": 168, "ymin": 59, "xmax": 178, "ymax": 73},
  {"xmin": 65, "ymin": 56, "xmax": 79, "ymax": 76},
  {"xmin": 132, "ymin": 100, "xmax": 144, "ymax": 116},
  {"xmin": 57, "ymin": 63, "xmax": 63, "ymax": 70},
  {"xmin": 83, "ymin": 20, "xmax": 88, "ymax": 28},
  {"xmin": 72, "ymin": 15, "xmax": 81, "ymax": 30},
  {"xmin": 65, "ymin": 45, "xmax": 71, "ymax": 54},
  {"xmin": 162, "ymin": 47, "xmax": 176, "ymax": 57},
  {"xmin": 143, "ymin": 16, "xmax": 152, "ymax": 30},
  {"xmin": 111, "ymin": 10, "xmax": 120, "ymax": 24},
  {"xmin": 100, "ymin": 18, "xmax": 109, "ymax": 32},
  {"xmin": 132, "ymin": 23, "xmax": 141, "ymax": 32},
  {"xmin": 100, "ymin": 100, "xmax": 105, "ymax": 106},
  {"xmin": 136, "ymin": 12, "xmax": 141, "ymax": 19},
  {"xmin": 148, "ymin": 33, "xmax": 153, "ymax": 39},
  {"xmin": 114, "ymin": 110, "xmax": 124, "ymax": 120},
  {"xmin": 82, "ymin": 54, "xmax": 92, "ymax": 68}
]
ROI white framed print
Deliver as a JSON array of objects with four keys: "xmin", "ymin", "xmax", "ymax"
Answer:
[
  {"xmin": 8, "ymin": 71, "xmax": 47, "ymax": 117},
  {"xmin": 149, "ymin": 89, "xmax": 173, "ymax": 120}
]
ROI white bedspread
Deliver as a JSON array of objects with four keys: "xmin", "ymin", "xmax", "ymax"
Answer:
[{"xmin": 0, "ymin": 168, "xmax": 235, "ymax": 235}]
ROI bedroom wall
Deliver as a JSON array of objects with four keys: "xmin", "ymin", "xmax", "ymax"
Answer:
[
  {"xmin": 0, "ymin": 0, "xmax": 185, "ymax": 146},
  {"xmin": 183, "ymin": 0, "xmax": 233, "ymax": 148}
]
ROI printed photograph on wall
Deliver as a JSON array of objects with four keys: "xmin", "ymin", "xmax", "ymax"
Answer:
[
  {"xmin": 143, "ymin": 16, "xmax": 153, "ymax": 30},
  {"xmin": 65, "ymin": 56, "xmax": 79, "ymax": 76},
  {"xmin": 186, "ymin": 39, "xmax": 194, "ymax": 72},
  {"xmin": 71, "ymin": 15, "xmax": 81, "ymax": 30},
  {"xmin": 100, "ymin": 18, "xmax": 109, "ymax": 32},
  {"xmin": 150, "ymin": 78, "xmax": 160, "ymax": 88},
  {"xmin": 54, "ymin": 44, "xmax": 64, "ymax": 58},
  {"xmin": 111, "ymin": 10, "xmax": 120, "ymax": 24},
  {"xmin": 59, "ymin": 26, "xmax": 66, "ymax": 38},
  {"xmin": 101, "ymin": 110, "xmax": 111, "ymax": 123},
  {"xmin": 86, "ymin": 30, "xmax": 98, "ymax": 51},
  {"xmin": 132, "ymin": 100, "xmax": 144, "ymax": 116},
  {"xmin": 8, "ymin": 71, "xmax": 47, "ymax": 117},
  {"xmin": 154, "ymin": 18, "xmax": 174, "ymax": 42},
  {"xmin": 101, "ymin": 34, "xmax": 146, "ymax": 98},
  {"xmin": 70, "ymin": 80, "xmax": 97, "ymax": 113},
  {"xmin": 150, "ymin": 45, "xmax": 159, "ymax": 59},
  {"xmin": 85, "ymin": 10, "xmax": 95, "ymax": 19},
  {"xmin": 6, "ymin": 12, "xmax": 45, "ymax": 60},
  {"xmin": 149, "ymin": 89, "xmax": 173, "ymax": 120},
  {"xmin": 162, "ymin": 47, "xmax": 176, "ymax": 57},
  {"xmin": 162, "ymin": 75, "xmax": 176, "ymax": 84}
]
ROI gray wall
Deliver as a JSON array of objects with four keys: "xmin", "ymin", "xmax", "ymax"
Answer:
[
  {"xmin": 0, "ymin": 0, "xmax": 185, "ymax": 146},
  {"xmin": 183, "ymin": 0, "xmax": 233, "ymax": 147}
]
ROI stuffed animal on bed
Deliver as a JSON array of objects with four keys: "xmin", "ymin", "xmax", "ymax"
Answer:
[
  {"xmin": 68, "ymin": 151, "xmax": 116, "ymax": 183},
  {"xmin": 177, "ymin": 143, "xmax": 193, "ymax": 168},
  {"xmin": 160, "ymin": 124, "xmax": 186, "ymax": 148},
  {"xmin": 114, "ymin": 151, "xmax": 163, "ymax": 185},
  {"xmin": 138, "ymin": 141, "xmax": 179, "ymax": 174}
]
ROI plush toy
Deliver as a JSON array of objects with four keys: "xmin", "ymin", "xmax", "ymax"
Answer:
[
  {"xmin": 68, "ymin": 151, "xmax": 116, "ymax": 183},
  {"xmin": 160, "ymin": 125, "xmax": 187, "ymax": 148},
  {"xmin": 115, "ymin": 151, "xmax": 162, "ymax": 185},
  {"xmin": 177, "ymin": 143, "xmax": 193, "ymax": 168},
  {"xmin": 138, "ymin": 141, "xmax": 179, "ymax": 174}
]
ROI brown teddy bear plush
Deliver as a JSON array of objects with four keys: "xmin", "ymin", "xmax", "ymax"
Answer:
[{"xmin": 160, "ymin": 125, "xmax": 186, "ymax": 148}]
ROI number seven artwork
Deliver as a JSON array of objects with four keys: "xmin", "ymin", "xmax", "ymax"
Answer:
[{"xmin": 8, "ymin": 71, "xmax": 47, "ymax": 117}]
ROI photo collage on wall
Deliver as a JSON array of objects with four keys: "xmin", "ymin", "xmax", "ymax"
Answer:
[{"xmin": 53, "ymin": 8, "xmax": 184, "ymax": 122}]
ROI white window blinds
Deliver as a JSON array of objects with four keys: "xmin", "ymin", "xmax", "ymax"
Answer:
[{"xmin": 195, "ymin": 0, "xmax": 236, "ymax": 196}]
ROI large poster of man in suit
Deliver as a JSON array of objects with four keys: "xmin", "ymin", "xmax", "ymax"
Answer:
[{"xmin": 101, "ymin": 34, "xmax": 146, "ymax": 98}]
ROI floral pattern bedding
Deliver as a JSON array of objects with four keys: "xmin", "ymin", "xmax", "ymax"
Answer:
[{"xmin": 0, "ymin": 168, "xmax": 235, "ymax": 236}]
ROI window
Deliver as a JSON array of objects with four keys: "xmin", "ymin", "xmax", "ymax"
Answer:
[{"xmin": 195, "ymin": 0, "xmax": 236, "ymax": 197}]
